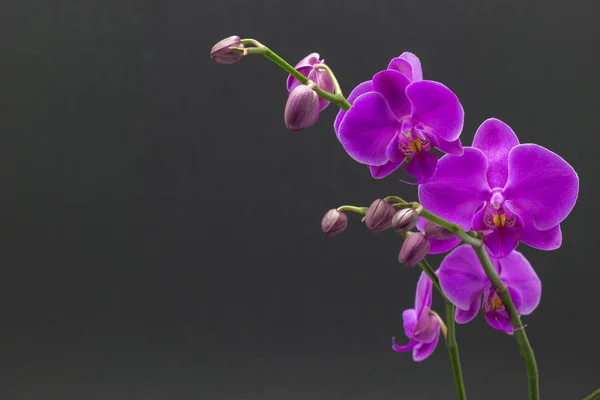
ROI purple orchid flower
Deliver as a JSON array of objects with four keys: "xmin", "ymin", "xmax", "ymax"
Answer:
[
  {"xmin": 418, "ymin": 118, "xmax": 579, "ymax": 258},
  {"xmin": 392, "ymin": 271, "xmax": 441, "ymax": 361},
  {"xmin": 333, "ymin": 53, "xmax": 464, "ymax": 182},
  {"xmin": 286, "ymin": 53, "xmax": 334, "ymax": 111},
  {"xmin": 438, "ymin": 245, "xmax": 541, "ymax": 334}
]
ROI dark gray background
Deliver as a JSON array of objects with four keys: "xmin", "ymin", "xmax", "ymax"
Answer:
[{"xmin": 0, "ymin": 0, "xmax": 598, "ymax": 399}]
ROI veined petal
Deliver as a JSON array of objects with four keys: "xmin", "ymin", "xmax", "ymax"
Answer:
[
  {"xmin": 373, "ymin": 70, "xmax": 411, "ymax": 119},
  {"xmin": 472, "ymin": 118, "xmax": 520, "ymax": 189},
  {"xmin": 413, "ymin": 311, "xmax": 439, "ymax": 343},
  {"xmin": 369, "ymin": 159, "xmax": 404, "ymax": 179},
  {"xmin": 286, "ymin": 65, "xmax": 313, "ymax": 92},
  {"xmin": 402, "ymin": 308, "xmax": 417, "ymax": 338},
  {"xmin": 308, "ymin": 68, "xmax": 334, "ymax": 111},
  {"xmin": 455, "ymin": 297, "xmax": 481, "ymax": 323},
  {"xmin": 484, "ymin": 310, "xmax": 514, "ymax": 334},
  {"xmin": 337, "ymin": 92, "xmax": 400, "ymax": 166},
  {"xmin": 412, "ymin": 330, "xmax": 440, "ymax": 361},
  {"xmin": 388, "ymin": 52, "xmax": 423, "ymax": 82},
  {"xmin": 415, "ymin": 271, "xmax": 433, "ymax": 316},
  {"xmin": 438, "ymin": 245, "xmax": 489, "ymax": 311},
  {"xmin": 404, "ymin": 151, "xmax": 438, "ymax": 183},
  {"xmin": 418, "ymin": 148, "xmax": 491, "ymax": 229},
  {"xmin": 496, "ymin": 251, "xmax": 541, "ymax": 315},
  {"xmin": 520, "ymin": 223, "xmax": 562, "ymax": 251},
  {"xmin": 334, "ymin": 81, "xmax": 373, "ymax": 133},
  {"xmin": 482, "ymin": 224, "xmax": 523, "ymax": 258},
  {"xmin": 407, "ymin": 80, "xmax": 464, "ymax": 142},
  {"xmin": 503, "ymin": 144, "xmax": 579, "ymax": 230},
  {"xmin": 435, "ymin": 137, "xmax": 464, "ymax": 156},
  {"xmin": 428, "ymin": 236, "xmax": 461, "ymax": 254}
]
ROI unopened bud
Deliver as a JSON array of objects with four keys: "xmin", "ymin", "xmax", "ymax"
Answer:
[
  {"xmin": 284, "ymin": 85, "xmax": 319, "ymax": 131},
  {"xmin": 321, "ymin": 209, "xmax": 348, "ymax": 236},
  {"xmin": 210, "ymin": 36, "xmax": 244, "ymax": 64},
  {"xmin": 398, "ymin": 232, "xmax": 430, "ymax": 267},
  {"xmin": 391, "ymin": 208, "xmax": 419, "ymax": 232},
  {"xmin": 365, "ymin": 199, "xmax": 396, "ymax": 232},
  {"xmin": 423, "ymin": 220, "xmax": 454, "ymax": 240}
]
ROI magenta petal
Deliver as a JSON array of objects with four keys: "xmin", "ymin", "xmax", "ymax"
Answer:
[
  {"xmin": 428, "ymin": 236, "xmax": 461, "ymax": 254},
  {"xmin": 407, "ymin": 80, "xmax": 464, "ymax": 142},
  {"xmin": 455, "ymin": 297, "xmax": 481, "ymax": 323},
  {"xmin": 388, "ymin": 52, "xmax": 423, "ymax": 82},
  {"xmin": 402, "ymin": 308, "xmax": 417, "ymax": 338},
  {"xmin": 413, "ymin": 330, "xmax": 440, "ymax": 361},
  {"xmin": 484, "ymin": 310, "xmax": 514, "ymax": 334},
  {"xmin": 373, "ymin": 70, "xmax": 412, "ymax": 119},
  {"xmin": 337, "ymin": 92, "xmax": 400, "ymax": 166},
  {"xmin": 392, "ymin": 337, "xmax": 418, "ymax": 352},
  {"xmin": 503, "ymin": 144, "xmax": 579, "ymax": 230},
  {"xmin": 307, "ymin": 68, "xmax": 334, "ymax": 111},
  {"xmin": 418, "ymin": 148, "xmax": 491, "ymax": 228},
  {"xmin": 286, "ymin": 65, "xmax": 313, "ymax": 92},
  {"xmin": 385, "ymin": 132, "xmax": 404, "ymax": 162},
  {"xmin": 436, "ymin": 137, "xmax": 464, "ymax": 156},
  {"xmin": 334, "ymin": 80, "xmax": 373, "ymax": 133},
  {"xmin": 482, "ymin": 225, "xmax": 522, "ymax": 258},
  {"xmin": 413, "ymin": 311, "xmax": 440, "ymax": 343},
  {"xmin": 369, "ymin": 159, "xmax": 404, "ymax": 179},
  {"xmin": 520, "ymin": 223, "xmax": 562, "ymax": 251},
  {"xmin": 438, "ymin": 245, "xmax": 489, "ymax": 311},
  {"xmin": 496, "ymin": 251, "xmax": 541, "ymax": 315},
  {"xmin": 404, "ymin": 151, "xmax": 438, "ymax": 183},
  {"xmin": 472, "ymin": 118, "xmax": 520, "ymax": 189},
  {"xmin": 415, "ymin": 271, "xmax": 433, "ymax": 316}
]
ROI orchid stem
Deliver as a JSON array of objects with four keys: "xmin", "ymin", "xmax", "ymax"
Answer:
[
  {"xmin": 239, "ymin": 38, "xmax": 351, "ymax": 110},
  {"xmin": 336, "ymin": 205, "xmax": 368, "ymax": 215},
  {"xmin": 472, "ymin": 246, "xmax": 539, "ymax": 400},
  {"xmin": 417, "ymin": 257, "xmax": 467, "ymax": 400},
  {"xmin": 582, "ymin": 388, "xmax": 600, "ymax": 400}
]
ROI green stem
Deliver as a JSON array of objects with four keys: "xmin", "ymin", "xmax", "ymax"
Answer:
[
  {"xmin": 417, "ymin": 259, "xmax": 466, "ymax": 400},
  {"xmin": 472, "ymin": 246, "xmax": 539, "ymax": 400},
  {"xmin": 336, "ymin": 205, "xmax": 368, "ymax": 215},
  {"xmin": 418, "ymin": 208, "xmax": 482, "ymax": 247},
  {"xmin": 583, "ymin": 389, "xmax": 600, "ymax": 400},
  {"xmin": 314, "ymin": 64, "xmax": 343, "ymax": 96},
  {"xmin": 239, "ymin": 39, "xmax": 351, "ymax": 110}
]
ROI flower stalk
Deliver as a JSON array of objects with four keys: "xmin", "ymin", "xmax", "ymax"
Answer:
[
  {"xmin": 237, "ymin": 39, "xmax": 351, "ymax": 110},
  {"xmin": 583, "ymin": 388, "xmax": 600, "ymax": 400}
]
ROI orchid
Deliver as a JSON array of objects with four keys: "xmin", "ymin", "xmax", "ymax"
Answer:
[
  {"xmin": 392, "ymin": 271, "xmax": 441, "ymax": 361},
  {"xmin": 419, "ymin": 118, "xmax": 579, "ymax": 258},
  {"xmin": 286, "ymin": 53, "xmax": 334, "ymax": 111},
  {"xmin": 333, "ymin": 52, "xmax": 464, "ymax": 182},
  {"xmin": 439, "ymin": 245, "xmax": 541, "ymax": 334}
]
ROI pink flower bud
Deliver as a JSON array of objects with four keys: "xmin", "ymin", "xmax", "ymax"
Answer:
[
  {"xmin": 210, "ymin": 36, "xmax": 244, "ymax": 64},
  {"xmin": 398, "ymin": 232, "xmax": 430, "ymax": 267},
  {"xmin": 392, "ymin": 209, "xmax": 419, "ymax": 232},
  {"xmin": 423, "ymin": 220, "xmax": 454, "ymax": 240},
  {"xmin": 284, "ymin": 85, "xmax": 319, "ymax": 131},
  {"xmin": 365, "ymin": 199, "xmax": 396, "ymax": 232},
  {"xmin": 321, "ymin": 209, "xmax": 348, "ymax": 236}
]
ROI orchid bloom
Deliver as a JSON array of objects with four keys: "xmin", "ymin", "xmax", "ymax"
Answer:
[
  {"xmin": 392, "ymin": 271, "xmax": 441, "ymax": 361},
  {"xmin": 333, "ymin": 52, "xmax": 464, "ymax": 182},
  {"xmin": 438, "ymin": 245, "xmax": 541, "ymax": 334},
  {"xmin": 419, "ymin": 118, "xmax": 579, "ymax": 258}
]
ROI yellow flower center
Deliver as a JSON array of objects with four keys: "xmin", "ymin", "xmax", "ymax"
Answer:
[{"xmin": 492, "ymin": 213, "xmax": 507, "ymax": 227}]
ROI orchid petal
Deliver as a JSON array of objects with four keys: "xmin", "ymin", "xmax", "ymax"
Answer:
[
  {"xmin": 438, "ymin": 245, "xmax": 489, "ymax": 311},
  {"xmin": 404, "ymin": 151, "xmax": 438, "ymax": 183},
  {"xmin": 503, "ymin": 144, "xmax": 579, "ymax": 230},
  {"xmin": 418, "ymin": 148, "xmax": 491, "ymax": 229},
  {"xmin": 388, "ymin": 52, "xmax": 423, "ymax": 82},
  {"xmin": 412, "ymin": 331, "xmax": 440, "ymax": 362},
  {"xmin": 337, "ymin": 92, "xmax": 400, "ymax": 166},
  {"xmin": 484, "ymin": 310, "xmax": 514, "ymax": 334},
  {"xmin": 435, "ymin": 137, "xmax": 464, "ymax": 156},
  {"xmin": 496, "ymin": 251, "xmax": 541, "ymax": 315},
  {"xmin": 455, "ymin": 296, "xmax": 481, "ymax": 323},
  {"xmin": 472, "ymin": 118, "xmax": 520, "ymax": 188},
  {"xmin": 402, "ymin": 308, "xmax": 417, "ymax": 338},
  {"xmin": 392, "ymin": 337, "xmax": 418, "ymax": 352},
  {"xmin": 407, "ymin": 80, "xmax": 464, "ymax": 142},
  {"xmin": 334, "ymin": 81, "xmax": 373, "ymax": 133},
  {"xmin": 482, "ymin": 224, "xmax": 523, "ymax": 258},
  {"xmin": 415, "ymin": 271, "xmax": 433, "ymax": 316},
  {"xmin": 413, "ymin": 311, "xmax": 440, "ymax": 343},
  {"xmin": 428, "ymin": 236, "xmax": 461, "ymax": 254},
  {"xmin": 373, "ymin": 70, "xmax": 411, "ymax": 119},
  {"xmin": 369, "ymin": 159, "xmax": 404, "ymax": 179},
  {"xmin": 308, "ymin": 68, "xmax": 334, "ymax": 111}
]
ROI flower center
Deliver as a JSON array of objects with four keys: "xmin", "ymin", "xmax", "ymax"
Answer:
[
  {"xmin": 483, "ymin": 293, "xmax": 505, "ymax": 312},
  {"xmin": 397, "ymin": 120, "xmax": 432, "ymax": 157}
]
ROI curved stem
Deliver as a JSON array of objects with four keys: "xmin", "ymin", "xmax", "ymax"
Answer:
[
  {"xmin": 583, "ymin": 388, "xmax": 600, "ymax": 400},
  {"xmin": 336, "ymin": 205, "xmax": 368, "ymax": 215},
  {"xmin": 417, "ymin": 258, "xmax": 466, "ymax": 400},
  {"xmin": 314, "ymin": 64, "xmax": 343, "ymax": 96},
  {"xmin": 472, "ymin": 246, "xmax": 539, "ymax": 400},
  {"xmin": 239, "ymin": 39, "xmax": 351, "ymax": 110}
]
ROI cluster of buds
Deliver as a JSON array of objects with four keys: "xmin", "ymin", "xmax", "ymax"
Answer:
[{"xmin": 321, "ymin": 198, "xmax": 455, "ymax": 268}]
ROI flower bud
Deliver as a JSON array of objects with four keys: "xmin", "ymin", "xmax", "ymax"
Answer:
[
  {"xmin": 391, "ymin": 209, "xmax": 419, "ymax": 232},
  {"xmin": 365, "ymin": 199, "xmax": 396, "ymax": 232},
  {"xmin": 423, "ymin": 220, "xmax": 455, "ymax": 240},
  {"xmin": 321, "ymin": 209, "xmax": 348, "ymax": 236},
  {"xmin": 284, "ymin": 85, "xmax": 319, "ymax": 131},
  {"xmin": 210, "ymin": 36, "xmax": 244, "ymax": 64},
  {"xmin": 398, "ymin": 232, "xmax": 430, "ymax": 267}
]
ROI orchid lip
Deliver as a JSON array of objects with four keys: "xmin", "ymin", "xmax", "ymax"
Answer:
[{"xmin": 490, "ymin": 191, "xmax": 504, "ymax": 209}]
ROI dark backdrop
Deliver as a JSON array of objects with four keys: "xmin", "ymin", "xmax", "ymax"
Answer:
[{"xmin": 0, "ymin": 0, "xmax": 598, "ymax": 399}]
